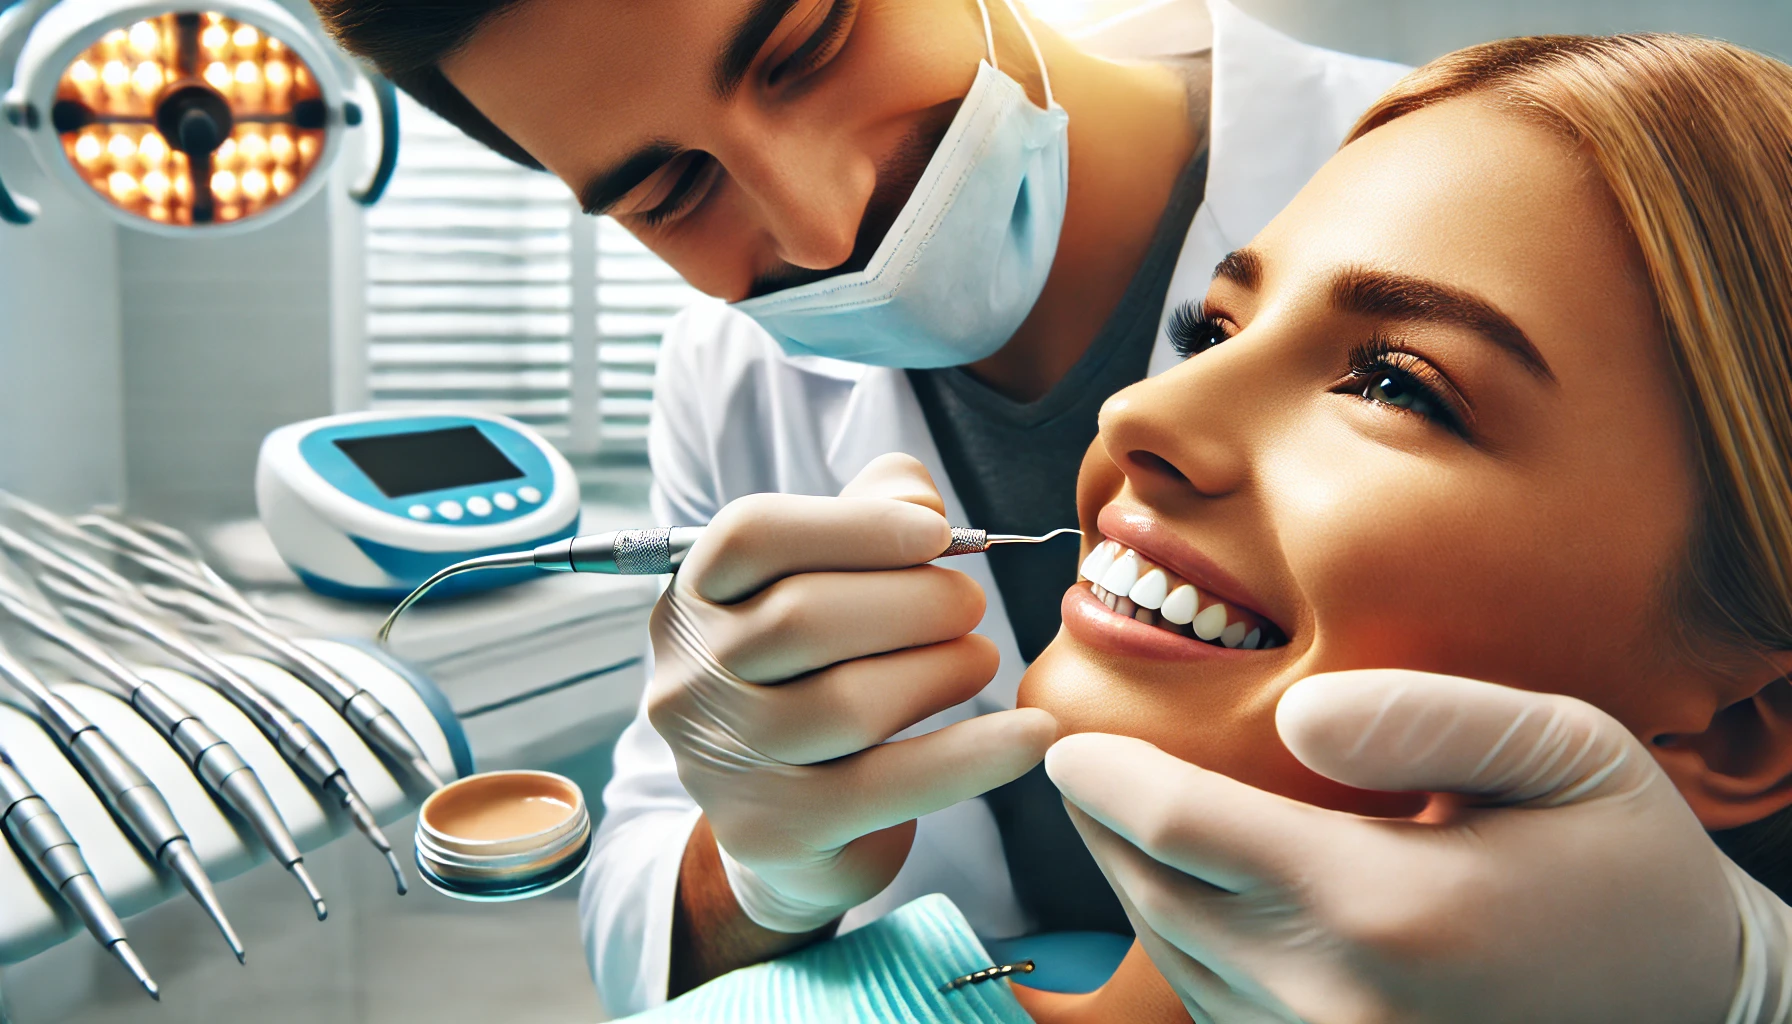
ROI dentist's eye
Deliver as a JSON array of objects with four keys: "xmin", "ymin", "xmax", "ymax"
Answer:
[
  {"xmin": 1340, "ymin": 337, "xmax": 1470, "ymax": 436},
  {"xmin": 1167, "ymin": 301, "xmax": 1232, "ymax": 358},
  {"xmin": 633, "ymin": 154, "xmax": 719, "ymax": 228},
  {"xmin": 769, "ymin": 0, "xmax": 856, "ymax": 85}
]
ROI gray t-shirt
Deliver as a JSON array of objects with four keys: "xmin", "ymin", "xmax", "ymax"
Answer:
[{"xmin": 906, "ymin": 62, "xmax": 1210, "ymax": 937}]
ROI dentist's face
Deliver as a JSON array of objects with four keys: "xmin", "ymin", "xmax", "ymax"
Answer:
[
  {"xmin": 442, "ymin": 0, "xmax": 1016, "ymax": 301},
  {"xmin": 1022, "ymin": 96, "xmax": 1720, "ymax": 817}
]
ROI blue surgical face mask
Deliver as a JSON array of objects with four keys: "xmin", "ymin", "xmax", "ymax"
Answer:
[{"xmin": 730, "ymin": 0, "xmax": 1070, "ymax": 369}]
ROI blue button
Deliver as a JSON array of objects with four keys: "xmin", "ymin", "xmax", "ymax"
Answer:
[
  {"xmin": 493, "ymin": 492, "xmax": 518, "ymax": 511},
  {"xmin": 408, "ymin": 504, "xmax": 432, "ymax": 521},
  {"xmin": 466, "ymin": 496, "xmax": 492, "ymax": 517},
  {"xmin": 517, "ymin": 486, "xmax": 542, "ymax": 504},
  {"xmin": 436, "ymin": 500, "xmax": 464, "ymax": 521}
]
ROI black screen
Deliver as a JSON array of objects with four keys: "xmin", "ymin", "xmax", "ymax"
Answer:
[{"xmin": 335, "ymin": 426, "xmax": 525, "ymax": 499}]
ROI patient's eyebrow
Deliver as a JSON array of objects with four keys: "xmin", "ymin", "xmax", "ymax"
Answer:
[
  {"xmin": 1212, "ymin": 248, "xmax": 1263, "ymax": 289},
  {"xmin": 1330, "ymin": 266, "xmax": 1557, "ymax": 382}
]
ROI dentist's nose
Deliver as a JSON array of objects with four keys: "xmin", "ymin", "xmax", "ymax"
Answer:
[
  {"xmin": 734, "ymin": 127, "xmax": 876, "ymax": 272},
  {"xmin": 1097, "ymin": 356, "xmax": 1255, "ymax": 501}
]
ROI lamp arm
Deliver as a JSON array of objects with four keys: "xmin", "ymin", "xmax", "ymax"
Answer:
[
  {"xmin": 0, "ymin": 0, "xmax": 57, "ymax": 225},
  {"xmin": 348, "ymin": 71, "xmax": 397, "ymax": 206}
]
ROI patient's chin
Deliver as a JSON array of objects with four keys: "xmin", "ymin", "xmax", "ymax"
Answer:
[{"xmin": 1020, "ymin": 636, "xmax": 1424, "ymax": 819}]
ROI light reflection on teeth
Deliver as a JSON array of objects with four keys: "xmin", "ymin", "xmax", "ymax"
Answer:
[
  {"xmin": 1078, "ymin": 538, "xmax": 1284, "ymax": 649},
  {"xmin": 1161, "ymin": 585, "xmax": 1196, "ymax": 625},
  {"xmin": 1128, "ymin": 569, "xmax": 1168, "ymax": 610},
  {"xmin": 1192, "ymin": 603, "xmax": 1227, "ymax": 641},
  {"xmin": 1099, "ymin": 551, "xmax": 1141, "ymax": 596},
  {"xmin": 1080, "ymin": 542, "xmax": 1118, "ymax": 586}
]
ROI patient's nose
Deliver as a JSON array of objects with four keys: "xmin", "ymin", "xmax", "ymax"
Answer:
[{"xmin": 1097, "ymin": 359, "xmax": 1254, "ymax": 502}]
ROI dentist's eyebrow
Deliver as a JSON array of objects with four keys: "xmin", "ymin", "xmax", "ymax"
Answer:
[
  {"xmin": 715, "ymin": 0, "xmax": 805, "ymax": 99},
  {"xmin": 576, "ymin": 140, "xmax": 681, "ymax": 216},
  {"xmin": 1330, "ymin": 266, "xmax": 1557, "ymax": 382}
]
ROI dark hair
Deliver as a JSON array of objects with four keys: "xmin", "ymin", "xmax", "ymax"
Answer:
[{"xmin": 310, "ymin": 0, "xmax": 544, "ymax": 168}]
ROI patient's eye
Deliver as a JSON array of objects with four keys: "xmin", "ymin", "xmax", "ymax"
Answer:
[
  {"xmin": 1340, "ymin": 336, "xmax": 1470, "ymax": 437},
  {"xmin": 1167, "ymin": 302, "xmax": 1232, "ymax": 358}
]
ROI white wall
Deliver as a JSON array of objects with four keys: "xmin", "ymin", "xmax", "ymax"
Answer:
[
  {"xmin": 0, "ymin": 136, "xmax": 125, "ymax": 511},
  {"xmin": 1233, "ymin": 0, "xmax": 1792, "ymax": 65}
]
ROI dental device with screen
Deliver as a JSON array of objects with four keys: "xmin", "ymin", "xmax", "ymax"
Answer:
[{"xmin": 257, "ymin": 412, "xmax": 580, "ymax": 601}]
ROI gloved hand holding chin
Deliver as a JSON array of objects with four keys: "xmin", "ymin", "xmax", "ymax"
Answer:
[
  {"xmin": 647, "ymin": 453, "xmax": 1057, "ymax": 933},
  {"xmin": 1047, "ymin": 670, "xmax": 1791, "ymax": 1024}
]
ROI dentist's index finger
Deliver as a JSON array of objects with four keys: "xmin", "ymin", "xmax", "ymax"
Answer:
[
  {"xmin": 835, "ymin": 452, "xmax": 949, "ymax": 515},
  {"xmin": 682, "ymin": 492, "xmax": 952, "ymax": 604},
  {"xmin": 1277, "ymin": 670, "xmax": 1660, "ymax": 807}
]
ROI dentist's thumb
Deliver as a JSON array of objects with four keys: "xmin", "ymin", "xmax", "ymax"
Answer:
[{"xmin": 1275, "ymin": 669, "xmax": 1663, "ymax": 808}]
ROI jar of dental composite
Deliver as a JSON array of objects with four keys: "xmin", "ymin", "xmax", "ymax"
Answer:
[{"xmin": 414, "ymin": 770, "xmax": 591, "ymax": 901}]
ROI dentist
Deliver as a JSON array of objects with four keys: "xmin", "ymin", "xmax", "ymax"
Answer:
[{"xmin": 311, "ymin": 0, "xmax": 1792, "ymax": 1018}]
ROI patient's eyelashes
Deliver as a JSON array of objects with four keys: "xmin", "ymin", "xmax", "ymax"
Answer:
[
  {"xmin": 1339, "ymin": 336, "xmax": 1471, "ymax": 436},
  {"xmin": 1167, "ymin": 301, "xmax": 1232, "ymax": 358}
]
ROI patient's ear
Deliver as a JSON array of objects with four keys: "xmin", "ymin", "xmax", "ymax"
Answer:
[{"xmin": 1652, "ymin": 653, "xmax": 1792, "ymax": 830}]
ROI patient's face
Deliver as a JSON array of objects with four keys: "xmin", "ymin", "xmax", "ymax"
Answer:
[{"xmin": 1021, "ymin": 96, "xmax": 1718, "ymax": 816}]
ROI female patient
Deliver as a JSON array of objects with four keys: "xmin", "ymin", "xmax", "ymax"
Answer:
[{"xmin": 1013, "ymin": 32, "xmax": 1792, "ymax": 1024}]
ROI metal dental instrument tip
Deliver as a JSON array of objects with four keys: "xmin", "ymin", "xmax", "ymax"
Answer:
[
  {"xmin": 326, "ymin": 773, "xmax": 406, "ymax": 894},
  {"xmin": 291, "ymin": 860, "xmax": 328, "ymax": 920},
  {"xmin": 0, "ymin": 753, "xmax": 160, "ymax": 1001},
  {"xmin": 377, "ymin": 525, "xmax": 1083, "ymax": 643},
  {"xmin": 162, "ymin": 839, "xmax": 244, "ymax": 962},
  {"xmin": 106, "ymin": 933, "xmax": 160, "ymax": 1000}
]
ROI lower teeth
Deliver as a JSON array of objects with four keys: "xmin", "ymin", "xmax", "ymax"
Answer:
[{"xmin": 1089, "ymin": 583, "xmax": 1276, "ymax": 649}]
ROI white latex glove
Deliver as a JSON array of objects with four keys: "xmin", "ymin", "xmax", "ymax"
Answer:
[
  {"xmin": 1046, "ymin": 670, "xmax": 1792, "ymax": 1024},
  {"xmin": 648, "ymin": 453, "xmax": 1056, "ymax": 933}
]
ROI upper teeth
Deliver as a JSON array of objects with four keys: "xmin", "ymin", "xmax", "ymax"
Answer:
[{"xmin": 1078, "ymin": 539, "xmax": 1276, "ymax": 650}]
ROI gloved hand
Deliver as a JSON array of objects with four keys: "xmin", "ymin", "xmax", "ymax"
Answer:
[
  {"xmin": 1046, "ymin": 670, "xmax": 1792, "ymax": 1024},
  {"xmin": 648, "ymin": 453, "xmax": 1057, "ymax": 933}
]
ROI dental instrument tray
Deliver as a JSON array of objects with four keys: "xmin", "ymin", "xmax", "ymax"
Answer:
[{"xmin": 256, "ymin": 411, "xmax": 581, "ymax": 602}]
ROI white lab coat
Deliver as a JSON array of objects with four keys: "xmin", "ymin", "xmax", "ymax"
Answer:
[{"xmin": 579, "ymin": 1, "xmax": 1409, "ymax": 1012}]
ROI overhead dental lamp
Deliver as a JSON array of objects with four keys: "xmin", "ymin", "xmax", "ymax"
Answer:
[{"xmin": 0, "ymin": 0, "xmax": 396, "ymax": 232}]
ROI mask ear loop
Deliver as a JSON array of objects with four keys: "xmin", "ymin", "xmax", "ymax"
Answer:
[
  {"xmin": 997, "ymin": 0, "xmax": 1055, "ymax": 108},
  {"xmin": 974, "ymin": 0, "xmax": 999, "ymax": 71}
]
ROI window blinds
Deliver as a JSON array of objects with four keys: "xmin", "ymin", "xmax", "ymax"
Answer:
[{"xmin": 363, "ymin": 92, "xmax": 702, "ymax": 456}]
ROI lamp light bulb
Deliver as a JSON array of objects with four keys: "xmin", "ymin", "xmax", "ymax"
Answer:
[
  {"xmin": 216, "ymin": 138, "xmax": 237, "ymax": 165},
  {"xmin": 240, "ymin": 131, "xmax": 267, "ymax": 162},
  {"xmin": 139, "ymin": 131, "xmax": 168, "ymax": 166},
  {"xmin": 232, "ymin": 25, "xmax": 259, "ymax": 49},
  {"xmin": 173, "ymin": 171, "xmax": 192, "ymax": 201},
  {"xmin": 242, "ymin": 168, "xmax": 269, "ymax": 200},
  {"xmin": 202, "ymin": 23, "xmax": 227, "ymax": 51},
  {"xmin": 264, "ymin": 59, "xmax": 290, "ymax": 88},
  {"xmin": 69, "ymin": 60, "xmax": 97, "ymax": 84},
  {"xmin": 211, "ymin": 169, "xmax": 238, "ymax": 200},
  {"xmin": 128, "ymin": 21, "xmax": 159, "ymax": 57},
  {"xmin": 268, "ymin": 131, "xmax": 294, "ymax": 163},
  {"xmin": 107, "ymin": 132, "xmax": 135, "ymax": 162},
  {"xmin": 296, "ymin": 135, "xmax": 317, "ymax": 161},
  {"xmin": 142, "ymin": 169, "xmax": 170, "ymax": 202},
  {"xmin": 107, "ymin": 171, "xmax": 139, "ymax": 202},
  {"xmin": 271, "ymin": 166, "xmax": 294, "ymax": 195},
  {"xmin": 234, "ymin": 60, "xmax": 258, "ymax": 85},
  {"xmin": 204, "ymin": 61, "xmax": 230, "ymax": 90},
  {"xmin": 74, "ymin": 133, "xmax": 103, "ymax": 166},
  {"xmin": 132, "ymin": 61, "xmax": 162, "ymax": 98},
  {"xmin": 101, "ymin": 60, "xmax": 128, "ymax": 88}
]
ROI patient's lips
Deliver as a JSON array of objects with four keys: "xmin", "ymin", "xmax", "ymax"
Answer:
[{"xmin": 1079, "ymin": 539, "xmax": 1285, "ymax": 650}]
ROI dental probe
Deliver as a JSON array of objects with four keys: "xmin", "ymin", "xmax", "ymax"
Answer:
[
  {"xmin": 0, "ymin": 746, "xmax": 159, "ymax": 1000},
  {"xmin": 36, "ymin": 579, "xmax": 408, "ymax": 896},
  {"xmin": 0, "ymin": 588, "xmax": 321, "ymax": 918},
  {"xmin": 378, "ymin": 526, "xmax": 1081, "ymax": 643},
  {"xmin": 138, "ymin": 586, "xmax": 444, "ymax": 794},
  {"xmin": 25, "ymin": 508, "xmax": 446, "ymax": 795},
  {"xmin": 0, "ymin": 641, "xmax": 244, "ymax": 962}
]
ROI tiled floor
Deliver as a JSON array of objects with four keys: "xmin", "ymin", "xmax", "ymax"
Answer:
[{"xmin": 1, "ymin": 747, "xmax": 621, "ymax": 1023}]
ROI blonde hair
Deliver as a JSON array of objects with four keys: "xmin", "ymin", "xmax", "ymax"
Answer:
[{"xmin": 1347, "ymin": 34, "xmax": 1792, "ymax": 890}]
